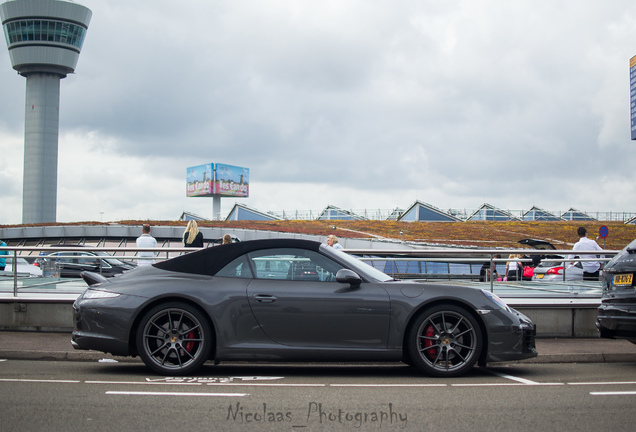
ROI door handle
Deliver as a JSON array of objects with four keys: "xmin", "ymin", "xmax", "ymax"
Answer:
[{"xmin": 253, "ymin": 294, "xmax": 278, "ymax": 303}]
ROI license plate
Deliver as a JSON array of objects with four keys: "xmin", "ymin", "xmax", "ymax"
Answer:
[
  {"xmin": 536, "ymin": 274, "xmax": 544, "ymax": 279},
  {"xmin": 613, "ymin": 274, "xmax": 634, "ymax": 286}
]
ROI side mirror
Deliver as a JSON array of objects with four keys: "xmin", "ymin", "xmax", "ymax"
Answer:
[{"xmin": 336, "ymin": 269, "xmax": 362, "ymax": 286}]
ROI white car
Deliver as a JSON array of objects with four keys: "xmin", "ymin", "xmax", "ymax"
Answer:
[{"xmin": 3, "ymin": 256, "xmax": 43, "ymax": 277}]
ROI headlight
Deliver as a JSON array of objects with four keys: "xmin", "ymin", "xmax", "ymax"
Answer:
[
  {"xmin": 83, "ymin": 289, "xmax": 121, "ymax": 299},
  {"xmin": 481, "ymin": 290, "xmax": 511, "ymax": 312}
]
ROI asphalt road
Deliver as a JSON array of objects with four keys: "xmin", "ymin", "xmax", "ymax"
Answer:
[{"xmin": 1, "ymin": 360, "xmax": 635, "ymax": 431}]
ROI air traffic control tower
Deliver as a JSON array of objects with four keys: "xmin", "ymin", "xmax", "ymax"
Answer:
[{"xmin": 0, "ymin": 0, "xmax": 91, "ymax": 223}]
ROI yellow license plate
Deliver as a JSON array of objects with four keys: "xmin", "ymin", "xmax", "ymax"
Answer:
[
  {"xmin": 536, "ymin": 274, "xmax": 544, "ymax": 279},
  {"xmin": 613, "ymin": 274, "xmax": 633, "ymax": 286}
]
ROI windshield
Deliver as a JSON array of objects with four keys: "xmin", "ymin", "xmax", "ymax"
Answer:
[
  {"xmin": 538, "ymin": 259, "xmax": 564, "ymax": 268},
  {"xmin": 605, "ymin": 238, "xmax": 636, "ymax": 268},
  {"xmin": 93, "ymin": 251, "xmax": 127, "ymax": 266},
  {"xmin": 325, "ymin": 247, "xmax": 394, "ymax": 282}
]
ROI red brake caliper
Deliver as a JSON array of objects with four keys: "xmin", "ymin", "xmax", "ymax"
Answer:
[
  {"xmin": 424, "ymin": 325, "xmax": 437, "ymax": 359},
  {"xmin": 184, "ymin": 331, "xmax": 195, "ymax": 352}
]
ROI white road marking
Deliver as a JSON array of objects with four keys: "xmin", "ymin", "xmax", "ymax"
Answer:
[
  {"xmin": 569, "ymin": 381, "xmax": 636, "ymax": 386},
  {"xmin": 105, "ymin": 391, "xmax": 248, "ymax": 397},
  {"xmin": 452, "ymin": 383, "xmax": 524, "ymax": 387},
  {"xmin": 208, "ymin": 383, "xmax": 325, "ymax": 387},
  {"xmin": 330, "ymin": 384, "xmax": 446, "ymax": 387},
  {"xmin": 485, "ymin": 370, "xmax": 564, "ymax": 386},
  {"xmin": 590, "ymin": 391, "xmax": 636, "ymax": 396},
  {"xmin": 0, "ymin": 378, "xmax": 81, "ymax": 383},
  {"xmin": 86, "ymin": 380, "xmax": 202, "ymax": 386}
]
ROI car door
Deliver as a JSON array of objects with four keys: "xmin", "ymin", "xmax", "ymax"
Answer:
[
  {"xmin": 50, "ymin": 252, "xmax": 82, "ymax": 277},
  {"xmin": 76, "ymin": 252, "xmax": 108, "ymax": 274},
  {"xmin": 245, "ymin": 248, "xmax": 391, "ymax": 349}
]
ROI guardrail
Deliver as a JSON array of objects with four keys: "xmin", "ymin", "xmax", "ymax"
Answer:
[
  {"xmin": 0, "ymin": 246, "xmax": 199, "ymax": 296},
  {"xmin": 346, "ymin": 248, "xmax": 617, "ymax": 292},
  {"xmin": 1, "ymin": 246, "xmax": 618, "ymax": 296}
]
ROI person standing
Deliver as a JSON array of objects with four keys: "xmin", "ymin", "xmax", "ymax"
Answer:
[
  {"xmin": 505, "ymin": 254, "xmax": 524, "ymax": 281},
  {"xmin": 479, "ymin": 254, "xmax": 501, "ymax": 282},
  {"xmin": 183, "ymin": 220, "xmax": 204, "ymax": 247},
  {"xmin": 135, "ymin": 224, "xmax": 157, "ymax": 266},
  {"xmin": 570, "ymin": 226, "xmax": 603, "ymax": 281},
  {"xmin": 0, "ymin": 239, "xmax": 8, "ymax": 271},
  {"xmin": 326, "ymin": 234, "xmax": 344, "ymax": 250}
]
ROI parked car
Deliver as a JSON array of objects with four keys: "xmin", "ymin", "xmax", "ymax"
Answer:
[
  {"xmin": 518, "ymin": 239, "xmax": 588, "ymax": 282},
  {"xmin": 36, "ymin": 249, "xmax": 136, "ymax": 278},
  {"xmin": 3, "ymin": 256, "xmax": 43, "ymax": 277},
  {"xmin": 532, "ymin": 259, "xmax": 587, "ymax": 281},
  {"xmin": 72, "ymin": 239, "xmax": 537, "ymax": 377},
  {"xmin": 596, "ymin": 238, "xmax": 636, "ymax": 344}
]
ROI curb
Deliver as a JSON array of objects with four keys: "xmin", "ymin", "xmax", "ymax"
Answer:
[
  {"xmin": 512, "ymin": 353, "xmax": 636, "ymax": 364},
  {"xmin": 0, "ymin": 350, "xmax": 140, "ymax": 363}
]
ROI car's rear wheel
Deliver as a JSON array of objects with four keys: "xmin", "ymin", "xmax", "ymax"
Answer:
[
  {"xmin": 407, "ymin": 304, "xmax": 482, "ymax": 377},
  {"xmin": 136, "ymin": 302, "xmax": 213, "ymax": 375}
]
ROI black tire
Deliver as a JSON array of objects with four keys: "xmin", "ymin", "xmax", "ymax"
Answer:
[
  {"xmin": 136, "ymin": 302, "xmax": 213, "ymax": 375},
  {"xmin": 407, "ymin": 304, "xmax": 482, "ymax": 377}
]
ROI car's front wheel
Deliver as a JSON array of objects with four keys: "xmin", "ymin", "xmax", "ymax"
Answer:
[
  {"xmin": 407, "ymin": 304, "xmax": 482, "ymax": 377},
  {"xmin": 136, "ymin": 302, "xmax": 213, "ymax": 375}
]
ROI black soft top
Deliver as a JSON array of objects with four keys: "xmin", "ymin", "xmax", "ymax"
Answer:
[{"xmin": 153, "ymin": 238, "xmax": 322, "ymax": 276}]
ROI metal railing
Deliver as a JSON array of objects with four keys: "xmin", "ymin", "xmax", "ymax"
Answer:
[
  {"xmin": 266, "ymin": 208, "xmax": 636, "ymax": 222},
  {"xmin": 1, "ymin": 246, "xmax": 619, "ymax": 297},
  {"xmin": 0, "ymin": 246, "xmax": 199, "ymax": 296},
  {"xmin": 347, "ymin": 248, "xmax": 617, "ymax": 293}
]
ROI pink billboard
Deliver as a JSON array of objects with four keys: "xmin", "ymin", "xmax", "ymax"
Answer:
[
  {"xmin": 214, "ymin": 163, "xmax": 249, "ymax": 197},
  {"xmin": 186, "ymin": 163, "xmax": 214, "ymax": 197}
]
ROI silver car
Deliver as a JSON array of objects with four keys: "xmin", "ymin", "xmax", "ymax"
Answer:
[
  {"xmin": 3, "ymin": 256, "xmax": 43, "ymax": 277},
  {"xmin": 532, "ymin": 259, "xmax": 585, "ymax": 281},
  {"xmin": 518, "ymin": 239, "xmax": 592, "ymax": 282}
]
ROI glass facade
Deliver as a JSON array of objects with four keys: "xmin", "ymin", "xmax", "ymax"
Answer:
[
  {"xmin": 523, "ymin": 209, "xmax": 561, "ymax": 221},
  {"xmin": 470, "ymin": 209, "xmax": 513, "ymax": 221},
  {"xmin": 3, "ymin": 19, "xmax": 87, "ymax": 50}
]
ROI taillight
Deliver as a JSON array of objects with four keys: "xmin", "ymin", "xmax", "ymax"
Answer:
[{"xmin": 547, "ymin": 267, "xmax": 563, "ymax": 275}]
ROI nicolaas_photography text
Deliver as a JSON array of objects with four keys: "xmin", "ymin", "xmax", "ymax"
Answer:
[{"xmin": 226, "ymin": 401, "xmax": 408, "ymax": 429}]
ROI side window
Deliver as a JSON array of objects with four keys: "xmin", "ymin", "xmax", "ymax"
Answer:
[
  {"xmin": 55, "ymin": 253, "xmax": 75, "ymax": 264},
  {"xmin": 216, "ymin": 255, "xmax": 254, "ymax": 279},
  {"xmin": 79, "ymin": 252, "xmax": 101, "ymax": 266},
  {"xmin": 247, "ymin": 248, "xmax": 344, "ymax": 282}
]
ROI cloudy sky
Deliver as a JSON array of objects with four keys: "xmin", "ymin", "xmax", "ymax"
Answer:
[{"xmin": 1, "ymin": 0, "xmax": 635, "ymax": 224}]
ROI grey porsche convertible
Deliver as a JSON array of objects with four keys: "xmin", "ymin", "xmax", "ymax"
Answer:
[{"xmin": 72, "ymin": 239, "xmax": 537, "ymax": 377}]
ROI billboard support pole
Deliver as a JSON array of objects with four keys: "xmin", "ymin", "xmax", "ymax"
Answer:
[{"xmin": 213, "ymin": 196, "xmax": 221, "ymax": 220}]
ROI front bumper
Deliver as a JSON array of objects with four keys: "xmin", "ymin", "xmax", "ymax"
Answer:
[{"xmin": 484, "ymin": 308, "xmax": 538, "ymax": 363}]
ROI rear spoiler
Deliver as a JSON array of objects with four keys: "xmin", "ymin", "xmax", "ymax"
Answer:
[{"xmin": 80, "ymin": 271, "xmax": 109, "ymax": 286}]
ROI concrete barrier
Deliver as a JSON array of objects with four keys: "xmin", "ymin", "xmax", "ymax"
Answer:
[
  {"xmin": 0, "ymin": 295, "xmax": 601, "ymax": 337},
  {"xmin": 0, "ymin": 299, "xmax": 74, "ymax": 332}
]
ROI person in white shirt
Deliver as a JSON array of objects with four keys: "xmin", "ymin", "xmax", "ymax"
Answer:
[
  {"xmin": 136, "ymin": 224, "xmax": 158, "ymax": 266},
  {"xmin": 570, "ymin": 226, "xmax": 603, "ymax": 281}
]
